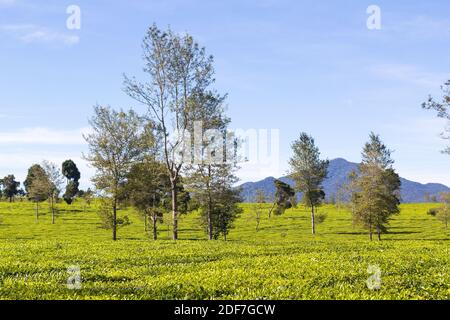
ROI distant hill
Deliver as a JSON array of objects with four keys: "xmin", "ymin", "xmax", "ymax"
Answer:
[{"xmin": 238, "ymin": 158, "xmax": 450, "ymax": 203}]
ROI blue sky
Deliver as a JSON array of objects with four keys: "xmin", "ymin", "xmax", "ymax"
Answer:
[{"xmin": 0, "ymin": 0, "xmax": 449, "ymax": 188}]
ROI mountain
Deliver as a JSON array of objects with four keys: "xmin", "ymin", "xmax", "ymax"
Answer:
[{"xmin": 238, "ymin": 158, "xmax": 450, "ymax": 203}]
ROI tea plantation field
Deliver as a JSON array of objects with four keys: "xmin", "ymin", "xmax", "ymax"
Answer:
[{"xmin": 0, "ymin": 201, "xmax": 448, "ymax": 299}]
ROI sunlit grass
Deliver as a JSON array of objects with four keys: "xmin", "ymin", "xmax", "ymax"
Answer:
[{"xmin": 0, "ymin": 200, "xmax": 448, "ymax": 299}]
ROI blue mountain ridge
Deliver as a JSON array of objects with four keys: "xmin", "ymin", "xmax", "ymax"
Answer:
[{"xmin": 238, "ymin": 158, "xmax": 450, "ymax": 203}]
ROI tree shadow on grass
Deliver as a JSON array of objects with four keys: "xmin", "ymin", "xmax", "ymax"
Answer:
[
  {"xmin": 334, "ymin": 231, "xmax": 421, "ymax": 235},
  {"xmin": 58, "ymin": 209, "xmax": 85, "ymax": 214},
  {"xmin": 386, "ymin": 231, "xmax": 421, "ymax": 235},
  {"xmin": 383, "ymin": 238, "xmax": 449, "ymax": 241}
]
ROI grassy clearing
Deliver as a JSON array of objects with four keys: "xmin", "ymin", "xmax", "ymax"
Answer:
[{"xmin": 0, "ymin": 201, "xmax": 448, "ymax": 299}]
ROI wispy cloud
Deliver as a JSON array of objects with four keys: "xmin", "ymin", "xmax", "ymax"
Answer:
[
  {"xmin": 0, "ymin": 24, "xmax": 79, "ymax": 45},
  {"xmin": 0, "ymin": 127, "xmax": 89, "ymax": 145},
  {"xmin": 0, "ymin": 153, "xmax": 94, "ymax": 187},
  {"xmin": 369, "ymin": 64, "xmax": 450, "ymax": 88},
  {"xmin": 388, "ymin": 15, "xmax": 450, "ymax": 39},
  {"xmin": 0, "ymin": 0, "xmax": 16, "ymax": 7}
]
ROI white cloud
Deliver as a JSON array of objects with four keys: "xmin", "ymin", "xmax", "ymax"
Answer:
[
  {"xmin": 0, "ymin": 24, "xmax": 79, "ymax": 45},
  {"xmin": 0, "ymin": 153, "xmax": 94, "ymax": 188},
  {"xmin": 0, "ymin": 127, "xmax": 89, "ymax": 145},
  {"xmin": 369, "ymin": 64, "xmax": 450, "ymax": 88},
  {"xmin": 389, "ymin": 16, "xmax": 450, "ymax": 39},
  {"xmin": 0, "ymin": 0, "xmax": 16, "ymax": 7},
  {"xmin": 0, "ymin": 127, "xmax": 92, "ymax": 187}
]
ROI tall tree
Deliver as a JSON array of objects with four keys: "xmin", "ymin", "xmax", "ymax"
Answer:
[
  {"xmin": 62, "ymin": 160, "xmax": 81, "ymax": 204},
  {"xmin": 42, "ymin": 161, "xmax": 64, "ymax": 224},
  {"xmin": 211, "ymin": 187, "xmax": 242, "ymax": 241},
  {"xmin": 124, "ymin": 24, "xmax": 217, "ymax": 240},
  {"xmin": 83, "ymin": 106, "xmax": 154, "ymax": 240},
  {"xmin": 422, "ymin": 80, "xmax": 450, "ymax": 155},
  {"xmin": 25, "ymin": 164, "xmax": 50, "ymax": 221},
  {"xmin": 0, "ymin": 175, "xmax": 20, "ymax": 202},
  {"xmin": 184, "ymin": 90, "xmax": 237, "ymax": 240},
  {"xmin": 351, "ymin": 133, "xmax": 401, "ymax": 241},
  {"xmin": 190, "ymin": 162, "xmax": 241, "ymax": 240},
  {"xmin": 288, "ymin": 133, "xmax": 329, "ymax": 235}
]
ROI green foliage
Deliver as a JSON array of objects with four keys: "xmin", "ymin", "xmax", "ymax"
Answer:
[
  {"xmin": 124, "ymin": 24, "xmax": 219, "ymax": 241},
  {"xmin": 98, "ymin": 198, "xmax": 131, "ymax": 230},
  {"xmin": 24, "ymin": 164, "xmax": 50, "ymax": 204},
  {"xmin": 24, "ymin": 164, "xmax": 46, "ymax": 196},
  {"xmin": 271, "ymin": 179, "xmax": 296, "ymax": 216},
  {"xmin": 0, "ymin": 175, "xmax": 20, "ymax": 202},
  {"xmin": 288, "ymin": 132, "xmax": 328, "ymax": 234},
  {"xmin": 302, "ymin": 189, "xmax": 325, "ymax": 208},
  {"xmin": 0, "ymin": 201, "xmax": 448, "ymax": 299},
  {"xmin": 62, "ymin": 160, "xmax": 81, "ymax": 205},
  {"xmin": 427, "ymin": 192, "xmax": 450, "ymax": 228},
  {"xmin": 62, "ymin": 160, "xmax": 81, "ymax": 182},
  {"xmin": 124, "ymin": 160, "xmax": 168, "ymax": 239},
  {"xmin": 207, "ymin": 188, "xmax": 243, "ymax": 240},
  {"xmin": 84, "ymin": 105, "xmax": 155, "ymax": 240},
  {"xmin": 176, "ymin": 185, "xmax": 192, "ymax": 215},
  {"xmin": 63, "ymin": 181, "xmax": 79, "ymax": 205},
  {"xmin": 351, "ymin": 133, "xmax": 401, "ymax": 240},
  {"xmin": 422, "ymin": 80, "xmax": 450, "ymax": 155},
  {"xmin": 315, "ymin": 212, "xmax": 327, "ymax": 224},
  {"xmin": 79, "ymin": 188, "xmax": 94, "ymax": 211}
]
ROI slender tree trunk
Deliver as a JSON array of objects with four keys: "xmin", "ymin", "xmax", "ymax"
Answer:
[
  {"xmin": 51, "ymin": 197, "xmax": 55, "ymax": 224},
  {"xmin": 35, "ymin": 202, "xmax": 39, "ymax": 222},
  {"xmin": 206, "ymin": 166, "xmax": 213, "ymax": 240},
  {"xmin": 171, "ymin": 185, "xmax": 178, "ymax": 240},
  {"xmin": 152, "ymin": 213, "xmax": 157, "ymax": 241},
  {"xmin": 112, "ymin": 197, "xmax": 117, "ymax": 241},
  {"xmin": 144, "ymin": 213, "xmax": 147, "ymax": 232},
  {"xmin": 377, "ymin": 226, "xmax": 381, "ymax": 241},
  {"xmin": 268, "ymin": 202, "xmax": 275, "ymax": 219},
  {"xmin": 311, "ymin": 205, "xmax": 316, "ymax": 235},
  {"xmin": 207, "ymin": 194, "xmax": 213, "ymax": 241},
  {"xmin": 167, "ymin": 222, "xmax": 170, "ymax": 239},
  {"xmin": 207, "ymin": 207, "xmax": 213, "ymax": 240}
]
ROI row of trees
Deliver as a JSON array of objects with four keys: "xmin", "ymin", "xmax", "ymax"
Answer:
[
  {"xmin": 20, "ymin": 160, "xmax": 83, "ymax": 223},
  {"xmin": 253, "ymin": 78, "xmax": 450, "ymax": 240},
  {"xmin": 261, "ymin": 132, "xmax": 401, "ymax": 241},
  {"xmin": 83, "ymin": 24, "xmax": 243, "ymax": 241},
  {"xmin": 3, "ymin": 25, "xmax": 448, "ymax": 242}
]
